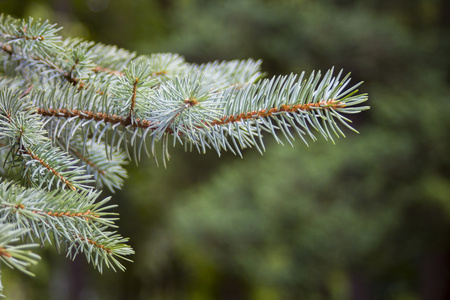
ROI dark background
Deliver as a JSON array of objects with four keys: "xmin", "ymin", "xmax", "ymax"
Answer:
[{"xmin": 1, "ymin": 0, "xmax": 450, "ymax": 299}]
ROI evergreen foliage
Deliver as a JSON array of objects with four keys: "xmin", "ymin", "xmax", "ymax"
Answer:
[{"xmin": 0, "ymin": 15, "xmax": 369, "ymax": 296}]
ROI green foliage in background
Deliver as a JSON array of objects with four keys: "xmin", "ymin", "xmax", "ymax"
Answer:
[{"xmin": 0, "ymin": 0, "xmax": 449, "ymax": 299}]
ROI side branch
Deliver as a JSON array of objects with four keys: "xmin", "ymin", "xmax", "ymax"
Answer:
[
  {"xmin": 72, "ymin": 150, "xmax": 105, "ymax": 175},
  {"xmin": 1, "ymin": 42, "xmax": 84, "ymax": 87},
  {"xmin": 77, "ymin": 235, "xmax": 112, "ymax": 254},
  {"xmin": 11, "ymin": 203, "xmax": 100, "ymax": 220},
  {"xmin": 25, "ymin": 147, "xmax": 77, "ymax": 191},
  {"xmin": 211, "ymin": 99, "xmax": 346, "ymax": 126},
  {"xmin": 1, "ymin": 43, "xmax": 82, "ymax": 86},
  {"xmin": 0, "ymin": 42, "xmax": 165, "ymax": 90},
  {"xmin": 3, "ymin": 30, "xmax": 45, "ymax": 41},
  {"xmin": 0, "ymin": 42, "xmax": 12, "ymax": 55},
  {"xmin": 3, "ymin": 203, "xmax": 99, "ymax": 220},
  {"xmin": 35, "ymin": 107, "xmax": 154, "ymax": 129},
  {"xmin": 130, "ymin": 77, "xmax": 139, "ymax": 117}
]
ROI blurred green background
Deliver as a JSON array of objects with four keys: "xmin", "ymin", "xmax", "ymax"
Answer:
[{"xmin": 1, "ymin": 0, "xmax": 450, "ymax": 299}]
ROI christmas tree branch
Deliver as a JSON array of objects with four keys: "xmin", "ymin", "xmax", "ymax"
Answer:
[
  {"xmin": 0, "ymin": 13, "xmax": 369, "ymax": 295},
  {"xmin": 0, "ymin": 180, "xmax": 133, "ymax": 272}
]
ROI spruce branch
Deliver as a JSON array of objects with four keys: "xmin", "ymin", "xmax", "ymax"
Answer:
[
  {"xmin": 0, "ymin": 14, "xmax": 370, "ymax": 296},
  {"xmin": 0, "ymin": 220, "xmax": 40, "ymax": 297},
  {"xmin": 29, "ymin": 67, "xmax": 368, "ymax": 161},
  {"xmin": 20, "ymin": 142, "xmax": 94, "ymax": 191},
  {"xmin": 0, "ymin": 180, "xmax": 133, "ymax": 272},
  {"xmin": 0, "ymin": 15, "xmax": 62, "ymax": 57},
  {"xmin": 68, "ymin": 137, "xmax": 128, "ymax": 192},
  {"xmin": 0, "ymin": 88, "xmax": 93, "ymax": 191}
]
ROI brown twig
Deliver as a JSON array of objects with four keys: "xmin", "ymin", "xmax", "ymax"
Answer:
[
  {"xmin": 35, "ymin": 100, "xmax": 344, "ymax": 137},
  {"xmin": 72, "ymin": 149, "xmax": 105, "ymax": 175},
  {"xmin": 129, "ymin": 78, "xmax": 139, "ymax": 117},
  {"xmin": 76, "ymin": 235, "xmax": 112, "ymax": 253},
  {"xmin": 25, "ymin": 148, "xmax": 76, "ymax": 191},
  {"xmin": 209, "ymin": 100, "xmax": 346, "ymax": 126},
  {"xmin": 13, "ymin": 203, "xmax": 99, "ymax": 220}
]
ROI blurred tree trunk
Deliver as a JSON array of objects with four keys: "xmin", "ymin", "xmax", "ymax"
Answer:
[
  {"xmin": 350, "ymin": 270, "xmax": 372, "ymax": 300},
  {"xmin": 420, "ymin": 251, "xmax": 450, "ymax": 300},
  {"xmin": 68, "ymin": 259, "xmax": 83, "ymax": 300}
]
